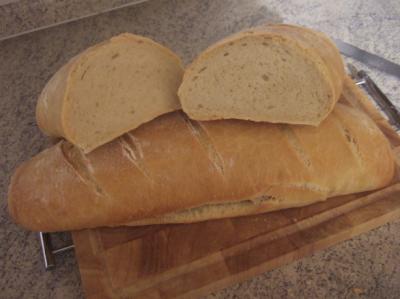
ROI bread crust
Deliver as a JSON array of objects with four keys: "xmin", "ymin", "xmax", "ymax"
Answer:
[{"xmin": 9, "ymin": 81, "xmax": 394, "ymax": 231}]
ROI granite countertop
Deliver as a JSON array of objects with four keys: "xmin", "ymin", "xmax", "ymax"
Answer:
[
  {"xmin": 1, "ymin": 0, "xmax": 399, "ymax": 298},
  {"xmin": 0, "ymin": 0, "xmax": 147, "ymax": 41}
]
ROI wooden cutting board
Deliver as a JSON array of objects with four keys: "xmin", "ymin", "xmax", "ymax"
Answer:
[{"xmin": 72, "ymin": 78, "xmax": 400, "ymax": 299}]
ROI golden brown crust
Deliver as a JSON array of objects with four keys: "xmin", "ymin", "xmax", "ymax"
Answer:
[
  {"xmin": 8, "ymin": 98, "xmax": 394, "ymax": 231},
  {"xmin": 8, "ymin": 144, "xmax": 100, "ymax": 231},
  {"xmin": 36, "ymin": 57, "xmax": 75, "ymax": 138}
]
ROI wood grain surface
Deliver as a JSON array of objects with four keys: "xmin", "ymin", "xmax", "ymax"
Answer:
[{"xmin": 72, "ymin": 78, "xmax": 400, "ymax": 299}]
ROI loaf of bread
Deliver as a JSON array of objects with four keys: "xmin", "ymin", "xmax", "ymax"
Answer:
[
  {"xmin": 8, "ymin": 97, "xmax": 394, "ymax": 232},
  {"xmin": 178, "ymin": 24, "xmax": 345, "ymax": 126},
  {"xmin": 36, "ymin": 33, "xmax": 184, "ymax": 153}
]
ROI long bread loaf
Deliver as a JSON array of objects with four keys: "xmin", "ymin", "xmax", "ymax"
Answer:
[{"xmin": 8, "ymin": 93, "xmax": 394, "ymax": 232}]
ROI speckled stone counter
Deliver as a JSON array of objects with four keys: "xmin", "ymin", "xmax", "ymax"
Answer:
[
  {"xmin": 0, "ymin": 0, "xmax": 146, "ymax": 40},
  {"xmin": 1, "ymin": 1, "xmax": 399, "ymax": 298}
]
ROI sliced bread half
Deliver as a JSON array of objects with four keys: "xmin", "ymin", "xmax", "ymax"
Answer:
[
  {"xmin": 36, "ymin": 33, "xmax": 184, "ymax": 153},
  {"xmin": 178, "ymin": 24, "xmax": 345, "ymax": 126}
]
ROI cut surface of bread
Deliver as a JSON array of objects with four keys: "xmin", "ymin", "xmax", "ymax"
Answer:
[
  {"xmin": 178, "ymin": 24, "xmax": 345, "ymax": 126},
  {"xmin": 36, "ymin": 33, "xmax": 184, "ymax": 153}
]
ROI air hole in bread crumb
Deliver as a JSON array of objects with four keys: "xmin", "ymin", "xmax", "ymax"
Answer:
[
  {"xmin": 111, "ymin": 53, "xmax": 120, "ymax": 59},
  {"xmin": 197, "ymin": 104, "xmax": 203, "ymax": 108},
  {"xmin": 192, "ymin": 76, "xmax": 199, "ymax": 81},
  {"xmin": 262, "ymin": 74, "xmax": 269, "ymax": 81},
  {"xmin": 130, "ymin": 109, "xmax": 135, "ymax": 114},
  {"xmin": 198, "ymin": 66, "xmax": 207, "ymax": 73},
  {"xmin": 223, "ymin": 52, "xmax": 229, "ymax": 56},
  {"xmin": 137, "ymin": 40, "xmax": 143, "ymax": 44},
  {"xmin": 267, "ymin": 105, "xmax": 275, "ymax": 110},
  {"xmin": 281, "ymin": 57, "xmax": 287, "ymax": 62},
  {"xmin": 228, "ymin": 42, "xmax": 234, "ymax": 46},
  {"xmin": 241, "ymin": 43, "xmax": 247, "ymax": 46},
  {"xmin": 262, "ymin": 42, "xmax": 269, "ymax": 46},
  {"xmin": 95, "ymin": 102, "xmax": 99, "ymax": 107}
]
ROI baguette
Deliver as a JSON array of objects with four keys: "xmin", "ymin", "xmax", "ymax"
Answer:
[
  {"xmin": 8, "ymin": 97, "xmax": 394, "ymax": 232},
  {"xmin": 36, "ymin": 33, "xmax": 184, "ymax": 153},
  {"xmin": 178, "ymin": 24, "xmax": 345, "ymax": 126}
]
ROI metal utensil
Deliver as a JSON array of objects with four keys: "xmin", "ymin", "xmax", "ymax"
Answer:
[
  {"xmin": 347, "ymin": 63, "xmax": 400, "ymax": 130},
  {"xmin": 39, "ymin": 232, "xmax": 74, "ymax": 270},
  {"xmin": 335, "ymin": 39, "xmax": 400, "ymax": 79}
]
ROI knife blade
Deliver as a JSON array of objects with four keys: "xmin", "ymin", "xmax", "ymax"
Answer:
[{"xmin": 334, "ymin": 39, "xmax": 400, "ymax": 79}]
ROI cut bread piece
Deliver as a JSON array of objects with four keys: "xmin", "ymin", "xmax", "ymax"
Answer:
[
  {"xmin": 178, "ymin": 24, "xmax": 345, "ymax": 126},
  {"xmin": 36, "ymin": 33, "xmax": 184, "ymax": 153}
]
